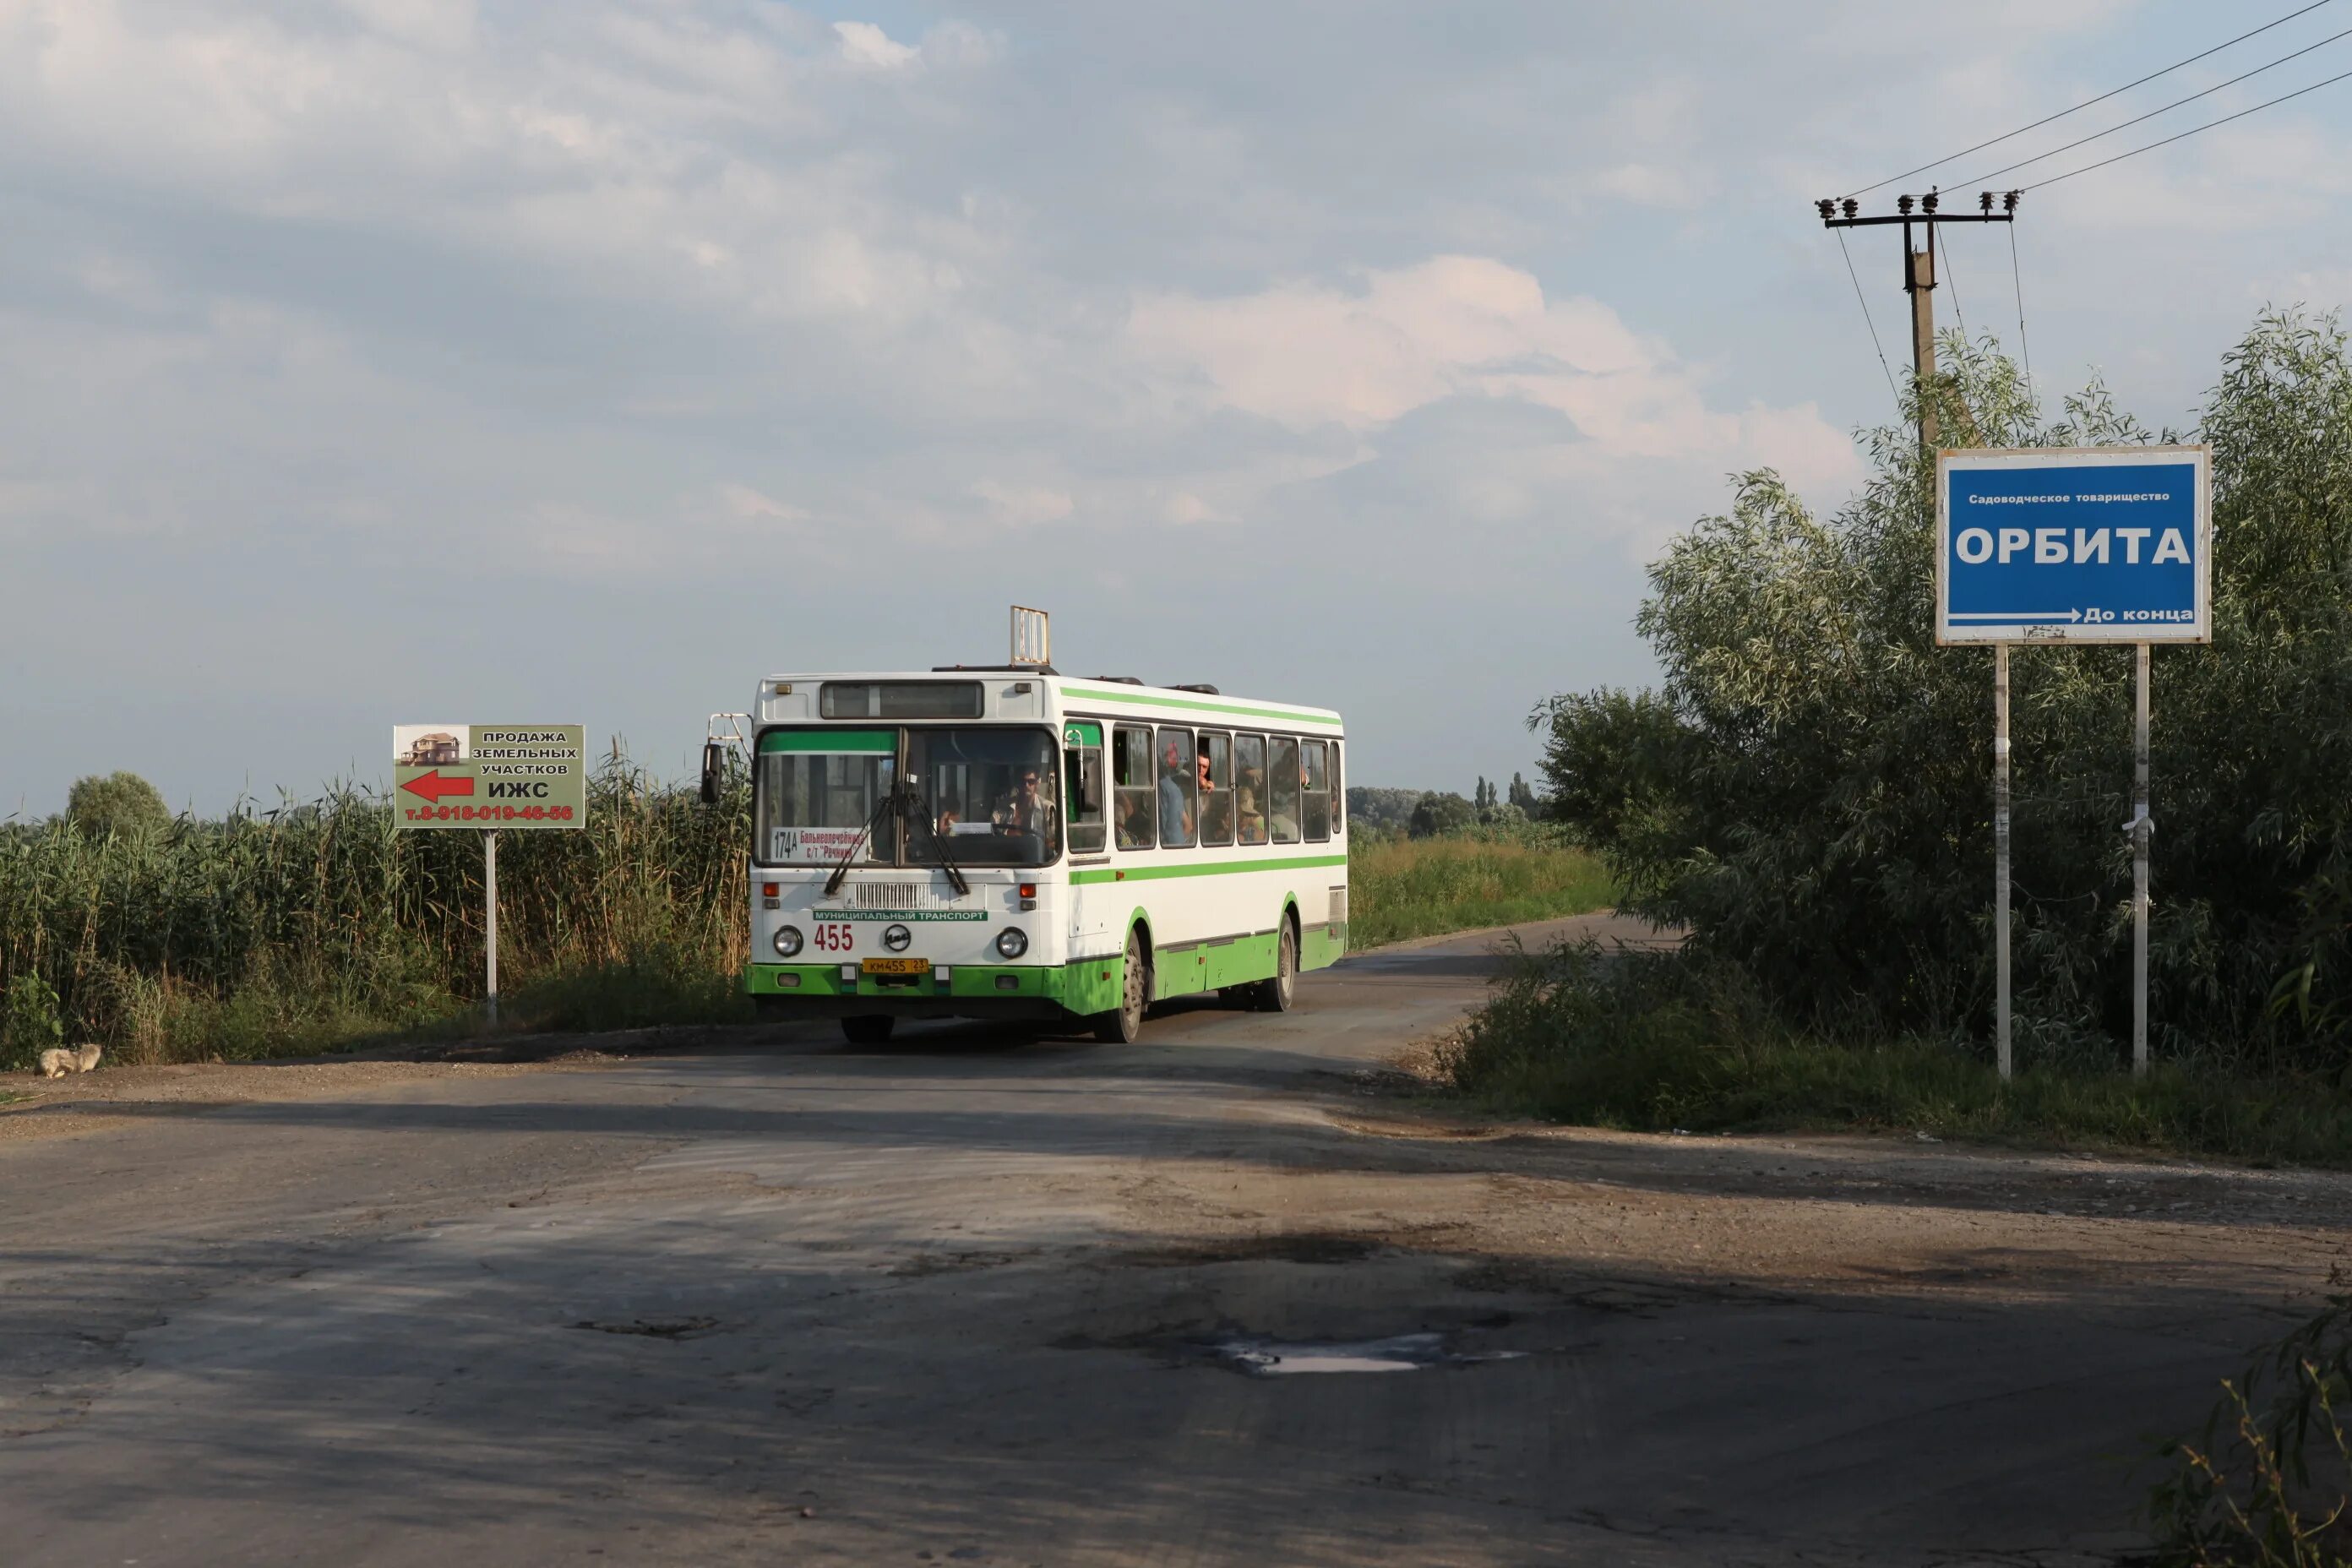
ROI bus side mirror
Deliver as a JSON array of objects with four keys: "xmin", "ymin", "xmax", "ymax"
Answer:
[{"xmin": 700, "ymin": 741, "xmax": 724, "ymax": 805}]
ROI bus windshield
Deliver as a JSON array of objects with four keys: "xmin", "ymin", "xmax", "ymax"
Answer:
[
  {"xmin": 906, "ymin": 728, "xmax": 1060, "ymax": 868},
  {"xmin": 753, "ymin": 732, "xmax": 897, "ymax": 867}
]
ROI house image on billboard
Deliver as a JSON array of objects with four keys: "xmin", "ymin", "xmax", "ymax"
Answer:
[{"xmin": 402, "ymin": 732, "xmax": 462, "ymax": 767}]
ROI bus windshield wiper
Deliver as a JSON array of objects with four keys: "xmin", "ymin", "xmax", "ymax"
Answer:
[
  {"xmin": 906, "ymin": 786, "xmax": 972, "ymax": 897},
  {"xmin": 822, "ymin": 785, "xmax": 901, "ymax": 898}
]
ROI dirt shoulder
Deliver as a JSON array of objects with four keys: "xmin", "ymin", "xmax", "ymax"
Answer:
[{"xmin": 0, "ymin": 1042, "xmax": 647, "ymax": 1146}]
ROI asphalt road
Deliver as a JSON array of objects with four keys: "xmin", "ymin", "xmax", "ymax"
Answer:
[{"xmin": 5, "ymin": 913, "xmax": 2345, "ymax": 1566}]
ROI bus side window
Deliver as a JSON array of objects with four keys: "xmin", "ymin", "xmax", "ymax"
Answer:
[
  {"xmin": 1302, "ymin": 739, "xmax": 1331, "ymax": 841},
  {"xmin": 1158, "ymin": 727, "xmax": 1196, "ymax": 848},
  {"xmin": 1112, "ymin": 726, "xmax": 1156, "ymax": 850},
  {"xmin": 1269, "ymin": 737, "xmax": 1302, "ymax": 844},
  {"xmin": 1331, "ymin": 740, "xmax": 1344, "ymax": 835},
  {"xmin": 1233, "ymin": 733, "xmax": 1268, "ymax": 846},
  {"xmin": 1200, "ymin": 731, "xmax": 1233, "ymax": 846},
  {"xmin": 1066, "ymin": 733, "xmax": 1105, "ymax": 853}
]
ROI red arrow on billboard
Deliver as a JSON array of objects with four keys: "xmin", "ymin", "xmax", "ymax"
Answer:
[{"xmin": 400, "ymin": 770, "xmax": 476, "ymax": 803}]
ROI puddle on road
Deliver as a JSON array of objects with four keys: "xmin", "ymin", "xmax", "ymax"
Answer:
[{"xmin": 1209, "ymin": 1331, "xmax": 1527, "ymax": 1376}]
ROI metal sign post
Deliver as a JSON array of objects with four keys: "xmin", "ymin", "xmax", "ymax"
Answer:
[
  {"xmin": 484, "ymin": 830, "xmax": 499, "ymax": 1026},
  {"xmin": 392, "ymin": 724, "xmax": 587, "ymax": 1023},
  {"xmin": 2132, "ymin": 643, "xmax": 2151, "ymax": 1076},
  {"xmin": 1936, "ymin": 447, "xmax": 2211, "ymax": 1080},
  {"xmin": 1994, "ymin": 644, "xmax": 2012, "ymax": 1081}
]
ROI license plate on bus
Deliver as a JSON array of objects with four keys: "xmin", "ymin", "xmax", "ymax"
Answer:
[{"xmin": 861, "ymin": 957, "xmax": 930, "ymax": 977}]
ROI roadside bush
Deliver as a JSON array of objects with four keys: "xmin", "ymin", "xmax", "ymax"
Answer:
[
  {"xmin": 1444, "ymin": 940, "xmax": 2352, "ymax": 1165},
  {"xmin": 2151, "ymin": 1285, "xmax": 2352, "ymax": 1565},
  {"xmin": 64, "ymin": 771, "xmax": 171, "ymax": 841},
  {"xmin": 0, "ymin": 972, "xmax": 64, "ymax": 1072},
  {"xmin": 1535, "ymin": 313, "xmax": 2352, "ymax": 1071}
]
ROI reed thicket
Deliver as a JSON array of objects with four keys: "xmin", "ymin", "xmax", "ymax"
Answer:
[
  {"xmin": 0, "ymin": 753, "xmax": 753, "ymax": 1068},
  {"xmin": 0, "ymin": 747, "xmax": 1615, "ymax": 1068}
]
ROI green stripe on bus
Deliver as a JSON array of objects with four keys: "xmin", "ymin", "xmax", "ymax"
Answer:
[
  {"xmin": 1070, "ymin": 852, "xmax": 1348, "ymax": 885},
  {"xmin": 757, "ymin": 730, "xmax": 896, "ymax": 754},
  {"xmin": 1059, "ymin": 687, "xmax": 1341, "ymax": 727}
]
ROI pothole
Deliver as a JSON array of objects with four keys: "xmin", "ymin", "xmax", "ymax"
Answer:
[
  {"xmin": 1206, "ymin": 1331, "xmax": 1527, "ymax": 1376},
  {"xmin": 1111, "ymin": 1233, "xmax": 1384, "ymax": 1267},
  {"xmin": 573, "ymin": 1316, "xmax": 722, "ymax": 1340}
]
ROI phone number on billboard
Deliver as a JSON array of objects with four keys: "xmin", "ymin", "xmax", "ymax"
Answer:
[{"xmin": 401, "ymin": 805, "xmax": 577, "ymax": 823}]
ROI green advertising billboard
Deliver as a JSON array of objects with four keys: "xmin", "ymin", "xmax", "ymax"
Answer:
[{"xmin": 392, "ymin": 724, "xmax": 586, "ymax": 830}]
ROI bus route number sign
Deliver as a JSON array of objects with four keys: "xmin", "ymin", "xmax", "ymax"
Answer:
[
  {"xmin": 1936, "ymin": 446, "xmax": 2212, "ymax": 645},
  {"xmin": 392, "ymin": 724, "xmax": 587, "ymax": 829}
]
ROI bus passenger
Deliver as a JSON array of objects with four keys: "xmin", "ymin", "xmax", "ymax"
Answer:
[
  {"xmin": 1158, "ymin": 738, "xmax": 1194, "ymax": 847},
  {"xmin": 1235, "ymin": 785, "xmax": 1265, "ymax": 843},
  {"xmin": 1198, "ymin": 741, "xmax": 1233, "ymax": 843}
]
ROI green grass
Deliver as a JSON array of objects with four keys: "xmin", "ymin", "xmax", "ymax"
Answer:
[
  {"xmin": 1444, "ymin": 941, "xmax": 2352, "ymax": 1167},
  {"xmin": 1348, "ymin": 834, "xmax": 1615, "ymax": 949}
]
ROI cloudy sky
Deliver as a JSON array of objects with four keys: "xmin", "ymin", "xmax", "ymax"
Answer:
[{"xmin": 6, "ymin": 0, "xmax": 2351, "ymax": 815}]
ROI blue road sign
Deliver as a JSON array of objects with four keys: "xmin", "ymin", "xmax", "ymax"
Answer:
[{"xmin": 1937, "ymin": 447, "xmax": 2212, "ymax": 644}]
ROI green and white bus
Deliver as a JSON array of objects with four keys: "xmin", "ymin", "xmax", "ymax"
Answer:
[{"xmin": 729, "ymin": 669, "xmax": 1347, "ymax": 1043}]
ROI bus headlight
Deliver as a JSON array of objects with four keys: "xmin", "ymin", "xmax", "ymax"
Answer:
[
  {"xmin": 773, "ymin": 925, "xmax": 804, "ymax": 958},
  {"xmin": 994, "ymin": 928, "xmax": 1028, "ymax": 960}
]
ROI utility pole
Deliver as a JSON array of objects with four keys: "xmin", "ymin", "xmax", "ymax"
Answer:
[
  {"xmin": 1818, "ymin": 189, "xmax": 2019, "ymax": 451},
  {"xmin": 1910, "ymin": 239, "xmax": 1937, "ymax": 448},
  {"xmin": 1820, "ymin": 188, "xmax": 2023, "ymax": 1078}
]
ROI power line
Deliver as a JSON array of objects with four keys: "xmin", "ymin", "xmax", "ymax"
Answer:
[
  {"xmin": 1842, "ymin": 0, "xmax": 2336, "ymax": 198},
  {"xmin": 1835, "ymin": 227, "xmax": 1902, "ymax": 408},
  {"xmin": 2023, "ymin": 61, "xmax": 2352, "ymax": 190},
  {"xmin": 1942, "ymin": 231, "xmax": 1968, "ymax": 341},
  {"xmin": 2009, "ymin": 222, "xmax": 2034, "ymax": 397},
  {"xmin": 1946, "ymin": 21, "xmax": 2352, "ymax": 190}
]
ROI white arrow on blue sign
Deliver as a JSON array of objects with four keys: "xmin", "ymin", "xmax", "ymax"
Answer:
[{"xmin": 1936, "ymin": 446, "xmax": 2212, "ymax": 644}]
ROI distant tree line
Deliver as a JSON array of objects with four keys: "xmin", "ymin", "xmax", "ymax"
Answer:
[{"xmin": 1347, "ymin": 773, "xmax": 1542, "ymax": 840}]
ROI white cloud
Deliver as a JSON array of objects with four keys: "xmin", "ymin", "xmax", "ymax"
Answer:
[
  {"xmin": 833, "ymin": 20, "xmax": 915, "ymax": 70},
  {"xmin": 1162, "ymin": 492, "xmax": 1225, "ymax": 525},
  {"xmin": 829, "ymin": 18, "xmax": 999, "ymax": 72},
  {"xmin": 336, "ymin": 0, "xmax": 476, "ymax": 53},
  {"xmin": 1587, "ymin": 162, "xmax": 1709, "ymax": 210},
  {"xmin": 1128, "ymin": 255, "xmax": 1864, "ymax": 496},
  {"xmin": 718, "ymin": 482, "xmax": 808, "ymax": 522},
  {"xmin": 970, "ymin": 480, "xmax": 1075, "ymax": 526}
]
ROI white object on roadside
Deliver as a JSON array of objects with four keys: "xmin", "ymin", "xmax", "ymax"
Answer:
[{"xmin": 35, "ymin": 1043, "xmax": 101, "ymax": 1078}]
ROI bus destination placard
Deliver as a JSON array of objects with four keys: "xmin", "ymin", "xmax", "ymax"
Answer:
[{"xmin": 393, "ymin": 724, "xmax": 586, "ymax": 830}]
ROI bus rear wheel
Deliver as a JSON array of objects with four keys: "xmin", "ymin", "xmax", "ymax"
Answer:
[
  {"xmin": 1255, "ymin": 922, "xmax": 1297, "ymax": 1013},
  {"xmin": 841, "ymin": 1015, "xmax": 896, "ymax": 1045},
  {"xmin": 1094, "ymin": 931, "xmax": 1147, "ymax": 1043}
]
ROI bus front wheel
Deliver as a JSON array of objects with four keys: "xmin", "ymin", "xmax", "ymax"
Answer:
[
  {"xmin": 1095, "ymin": 931, "xmax": 1147, "ymax": 1044},
  {"xmin": 1255, "ymin": 922, "xmax": 1297, "ymax": 1014}
]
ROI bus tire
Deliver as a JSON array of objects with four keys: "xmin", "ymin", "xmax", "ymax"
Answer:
[
  {"xmin": 1094, "ymin": 930, "xmax": 1148, "ymax": 1043},
  {"xmin": 1255, "ymin": 919, "xmax": 1298, "ymax": 1013},
  {"xmin": 841, "ymin": 1015, "xmax": 895, "ymax": 1045}
]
